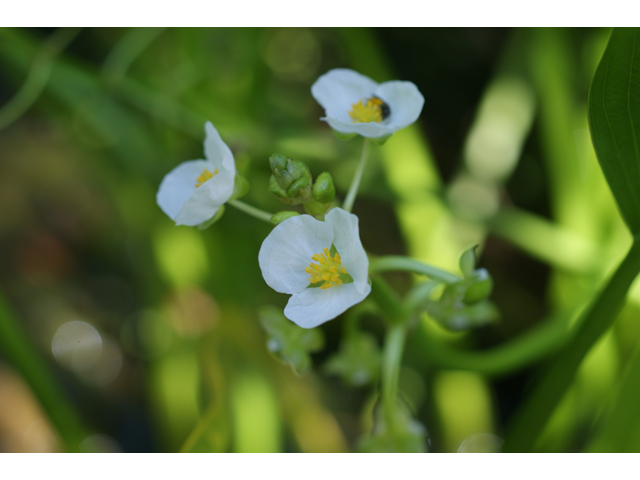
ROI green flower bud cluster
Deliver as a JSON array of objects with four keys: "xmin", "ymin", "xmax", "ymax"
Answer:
[
  {"xmin": 426, "ymin": 246, "xmax": 498, "ymax": 331},
  {"xmin": 267, "ymin": 153, "xmax": 336, "ymax": 218},
  {"xmin": 268, "ymin": 153, "xmax": 313, "ymax": 205}
]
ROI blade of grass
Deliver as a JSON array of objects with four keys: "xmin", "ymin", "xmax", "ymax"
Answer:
[
  {"xmin": 503, "ymin": 238, "xmax": 640, "ymax": 451},
  {"xmin": 0, "ymin": 292, "xmax": 88, "ymax": 452}
]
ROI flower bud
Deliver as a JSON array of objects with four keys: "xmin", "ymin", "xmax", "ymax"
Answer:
[
  {"xmin": 230, "ymin": 172, "xmax": 250, "ymax": 200},
  {"xmin": 270, "ymin": 211, "xmax": 300, "ymax": 225},
  {"xmin": 312, "ymin": 172, "xmax": 336, "ymax": 204},
  {"xmin": 268, "ymin": 153, "xmax": 312, "ymax": 204},
  {"xmin": 459, "ymin": 245, "xmax": 478, "ymax": 278},
  {"xmin": 463, "ymin": 268, "xmax": 493, "ymax": 304}
]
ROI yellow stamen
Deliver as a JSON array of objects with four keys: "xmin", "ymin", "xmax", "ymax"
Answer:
[
  {"xmin": 348, "ymin": 97, "xmax": 389, "ymax": 123},
  {"xmin": 307, "ymin": 248, "xmax": 348, "ymax": 289},
  {"xmin": 195, "ymin": 167, "xmax": 219, "ymax": 187}
]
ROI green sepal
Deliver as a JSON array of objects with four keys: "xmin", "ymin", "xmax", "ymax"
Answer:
[
  {"xmin": 270, "ymin": 211, "xmax": 300, "ymax": 225},
  {"xmin": 268, "ymin": 175, "xmax": 289, "ymax": 199},
  {"xmin": 197, "ymin": 205, "xmax": 225, "ymax": 230},
  {"xmin": 286, "ymin": 175, "xmax": 311, "ymax": 199},
  {"xmin": 369, "ymin": 134, "xmax": 392, "ymax": 146},
  {"xmin": 259, "ymin": 306, "xmax": 325, "ymax": 375},
  {"xmin": 229, "ymin": 172, "xmax": 250, "ymax": 200},
  {"xmin": 332, "ymin": 129, "xmax": 358, "ymax": 141}
]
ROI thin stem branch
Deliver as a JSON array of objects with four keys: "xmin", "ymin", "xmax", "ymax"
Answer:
[
  {"xmin": 342, "ymin": 138, "xmax": 370, "ymax": 212},
  {"xmin": 369, "ymin": 255, "xmax": 462, "ymax": 284},
  {"xmin": 228, "ymin": 199, "xmax": 273, "ymax": 223}
]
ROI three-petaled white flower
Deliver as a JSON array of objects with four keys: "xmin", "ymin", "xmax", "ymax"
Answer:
[
  {"xmin": 157, "ymin": 122, "xmax": 235, "ymax": 226},
  {"xmin": 259, "ymin": 208, "xmax": 371, "ymax": 329},
  {"xmin": 311, "ymin": 68, "xmax": 424, "ymax": 139}
]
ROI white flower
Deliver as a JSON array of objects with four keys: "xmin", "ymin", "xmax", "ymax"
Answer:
[
  {"xmin": 259, "ymin": 208, "xmax": 371, "ymax": 329},
  {"xmin": 157, "ymin": 122, "xmax": 235, "ymax": 226},
  {"xmin": 311, "ymin": 68, "xmax": 424, "ymax": 139}
]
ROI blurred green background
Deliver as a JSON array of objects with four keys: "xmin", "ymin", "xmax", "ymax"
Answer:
[{"xmin": 1, "ymin": 27, "xmax": 637, "ymax": 453}]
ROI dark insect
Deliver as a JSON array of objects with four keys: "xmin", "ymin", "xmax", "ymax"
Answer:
[{"xmin": 373, "ymin": 96, "xmax": 390, "ymax": 120}]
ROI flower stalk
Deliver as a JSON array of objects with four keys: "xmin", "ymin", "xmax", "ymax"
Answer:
[
  {"xmin": 228, "ymin": 199, "xmax": 274, "ymax": 223},
  {"xmin": 369, "ymin": 255, "xmax": 462, "ymax": 285},
  {"xmin": 381, "ymin": 322, "xmax": 406, "ymax": 436},
  {"xmin": 343, "ymin": 138, "xmax": 370, "ymax": 213}
]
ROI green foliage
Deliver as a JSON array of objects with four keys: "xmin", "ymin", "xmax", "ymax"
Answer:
[
  {"xmin": 259, "ymin": 306, "xmax": 325, "ymax": 374},
  {"xmin": 589, "ymin": 28, "xmax": 640, "ymax": 235},
  {"xmin": 324, "ymin": 330, "xmax": 381, "ymax": 387},
  {"xmin": 4, "ymin": 26, "xmax": 640, "ymax": 454}
]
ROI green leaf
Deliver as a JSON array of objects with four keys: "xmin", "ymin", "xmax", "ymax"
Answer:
[
  {"xmin": 259, "ymin": 306, "xmax": 324, "ymax": 375},
  {"xmin": 589, "ymin": 28, "xmax": 640, "ymax": 235},
  {"xmin": 587, "ymin": 344, "xmax": 640, "ymax": 452}
]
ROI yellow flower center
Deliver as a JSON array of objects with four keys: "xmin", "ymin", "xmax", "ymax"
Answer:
[
  {"xmin": 348, "ymin": 97, "xmax": 390, "ymax": 123},
  {"xmin": 305, "ymin": 248, "xmax": 348, "ymax": 290},
  {"xmin": 195, "ymin": 167, "xmax": 219, "ymax": 188}
]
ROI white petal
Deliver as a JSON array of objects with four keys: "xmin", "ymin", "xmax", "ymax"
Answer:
[
  {"xmin": 204, "ymin": 122, "xmax": 235, "ymax": 173},
  {"xmin": 322, "ymin": 116, "xmax": 392, "ymax": 138},
  {"xmin": 174, "ymin": 184, "xmax": 220, "ymax": 226},
  {"xmin": 156, "ymin": 159, "xmax": 212, "ymax": 221},
  {"xmin": 374, "ymin": 81, "xmax": 424, "ymax": 132},
  {"xmin": 284, "ymin": 283, "xmax": 371, "ymax": 329},
  {"xmin": 325, "ymin": 208, "xmax": 370, "ymax": 294},
  {"xmin": 311, "ymin": 69, "xmax": 379, "ymax": 124},
  {"xmin": 259, "ymin": 215, "xmax": 334, "ymax": 295},
  {"xmin": 200, "ymin": 170, "xmax": 235, "ymax": 207}
]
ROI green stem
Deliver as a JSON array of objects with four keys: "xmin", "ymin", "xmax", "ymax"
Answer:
[
  {"xmin": 369, "ymin": 276, "xmax": 410, "ymax": 440},
  {"xmin": 412, "ymin": 311, "xmax": 572, "ymax": 377},
  {"xmin": 370, "ymin": 276, "xmax": 408, "ymax": 325},
  {"xmin": 381, "ymin": 323, "xmax": 406, "ymax": 434},
  {"xmin": 228, "ymin": 199, "xmax": 274, "ymax": 223},
  {"xmin": 369, "ymin": 256, "xmax": 462, "ymax": 284},
  {"xmin": 503, "ymin": 238, "xmax": 640, "ymax": 452},
  {"xmin": 342, "ymin": 138, "xmax": 370, "ymax": 212},
  {"xmin": 0, "ymin": 292, "xmax": 88, "ymax": 452}
]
